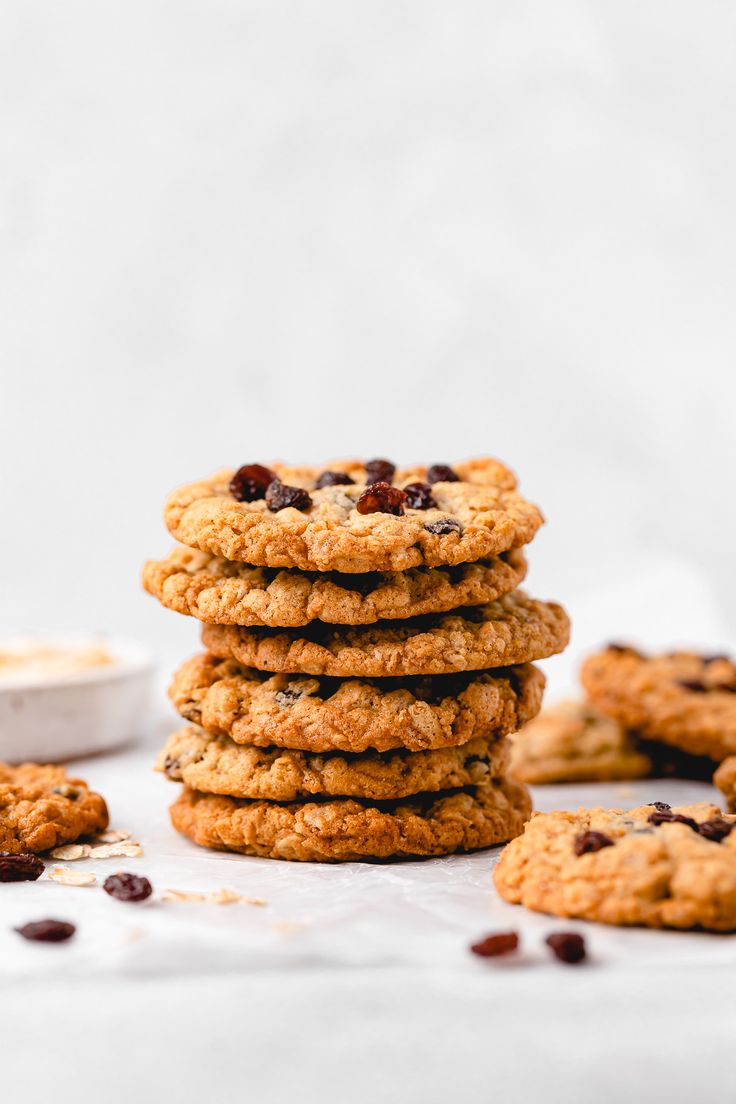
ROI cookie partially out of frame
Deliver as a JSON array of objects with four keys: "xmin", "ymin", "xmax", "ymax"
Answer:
[
  {"xmin": 169, "ymin": 653, "xmax": 545, "ymax": 754},
  {"xmin": 157, "ymin": 724, "xmax": 511, "ymax": 802},
  {"xmin": 511, "ymin": 700, "xmax": 652, "ymax": 784},
  {"xmin": 582, "ymin": 646, "xmax": 736, "ymax": 761},
  {"xmin": 143, "ymin": 546, "xmax": 527, "ymax": 627},
  {"xmin": 164, "ymin": 458, "xmax": 543, "ymax": 573},
  {"xmin": 494, "ymin": 801, "xmax": 736, "ymax": 931},
  {"xmin": 170, "ymin": 776, "xmax": 532, "ymax": 862},
  {"xmin": 200, "ymin": 591, "xmax": 570, "ymax": 677},
  {"xmin": 0, "ymin": 762, "xmax": 108, "ymax": 854}
]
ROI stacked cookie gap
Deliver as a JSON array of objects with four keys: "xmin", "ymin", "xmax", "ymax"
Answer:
[{"xmin": 144, "ymin": 457, "xmax": 570, "ymax": 862}]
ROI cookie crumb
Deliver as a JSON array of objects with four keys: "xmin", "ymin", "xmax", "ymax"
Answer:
[{"xmin": 161, "ymin": 888, "xmax": 206, "ymax": 903}]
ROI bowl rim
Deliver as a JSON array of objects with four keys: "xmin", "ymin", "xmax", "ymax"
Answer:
[{"xmin": 0, "ymin": 631, "xmax": 155, "ymax": 693}]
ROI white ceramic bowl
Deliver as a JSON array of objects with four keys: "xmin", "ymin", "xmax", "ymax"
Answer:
[{"xmin": 0, "ymin": 634, "xmax": 155, "ymax": 763}]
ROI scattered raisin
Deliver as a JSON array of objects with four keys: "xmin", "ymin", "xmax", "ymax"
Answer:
[
  {"xmin": 103, "ymin": 873, "xmax": 153, "ymax": 902},
  {"xmin": 427, "ymin": 464, "xmax": 459, "ymax": 484},
  {"xmin": 265, "ymin": 480, "xmax": 313, "ymax": 512},
  {"xmin": 364, "ymin": 459, "xmax": 395, "ymax": 485},
  {"xmin": 16, "ymin": 919, "xmax": 75, "ymax": 943},
  {"xmin": 356, "ymin": 483, "xmax": 406, "ymax": 516},
  {"xmin": 424, "ymin": 518, "xmax": 462, "ymax": 535},
  {"xmin": 697, "ymin": 817, "xmax": 734, "ymax": 842},
  {"xmin": 229, "ymin": 463, "xmax": 276, "ymax": 502},
  {"xmin": 403, "ymin": 482, "xmax": 437, "ymax": 510},
  {"xmin": 573, "ymin": 830, "xmax": 614, "ymax": 856},
  {"xmin": 649, "ymin": 801, "xmax": 672, "ymax": 812},
  {"xmin": 0, "ymin": 853, "xmax": 45, "ymax": 882},
  {"xmin": 648, "ymin": 809, "xmax": 699, "ymax": 831},
  {"xmin": 677, "ymin": 678, "xmax": 708, "ymax": 693},
  {"xmin": 546, "ymin": 932, "xmax": 586, "ymax": 964},
  {"xmin": 470, "ymin": 931, "xmax": 519, "ymax": 957},
  {"xmin": 314, "ymin": 470, "xmax": 355, "ymax": 489}
]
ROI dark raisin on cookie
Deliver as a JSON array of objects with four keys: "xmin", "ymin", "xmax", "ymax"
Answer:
[
  {"xmin": 697, "ymin": 817, "xmax": 734, "ymax": 842},
  {"xmin": 546, "ymin": 932, "xmax": 586, "ymax": 964},
  {"xmin": 364, "ymin": 459, "xmax": 395, "ymax": 485},
  {"xmin": 573, "ymin": 830, "xmax": 614, "ymax": 856},
  {"xmin": 0, "ymin": 853, "xmax": 45, "ymax": 882},
  {"xmin": 314, "ymin": 470, "xmax": 355, "ymax": 489},
  {"xmin": 703, "ymin": 653, "xmax": 731, "ymax": 664},
  {"xmin": 403, "ymin": 482, "xmax": 437, "ymax": 510},
  {"xmin": 470, "ymin": 931, "xmax": 519, "ymax": 958},
  {"xmin": 648, "ymin": 809, "xmax": 699, "ymax": 831},
  {"xmin": 649, "ymin": 801, "xmax": 671, "ymax": 812},
  {"xmin": 356, "ymin": 483, "xmax": 407, "ymax": 516},
  {"xmin": 426, "ymin": 464, "xmax": 460, "ymax": 484},
  {"xmin": 229, "ymin": 464, "xmax": 276, "ymax": 502},
  {"xmin": 16, "ymin": 919, "xmax": 75, "ymax": 942},
  {"xmin": 103, "ymin": 873, "xmax": 153, "ymax": 902},
  {"xmin": 424, "ymin": 518, "xmax": 462, "ymax": 535},
  {"xmin": 52, "ymin": 784, "xmax": 79, "ymax": 800},
  {"xmin": 677, "ymin": 678, "xmax": 709, "ymax": 693},
  {"xmin": 275, "ymin": 687, "xmax": 304, "ymax": 706},
  {"xmin": 265, "ymin": 480, "xmax": 313, "ymax": 512}
]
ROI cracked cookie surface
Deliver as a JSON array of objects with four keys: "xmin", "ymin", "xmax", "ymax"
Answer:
[
  {"xmin": 157, "ymin": 724, "xmax": 511, "ymax": 801},
  {"xmin": 143, "ymin": 546, "xmax": 527, "ymax": 627},
  {"xmin": 0, "ymin": 763, "xmax": 109, "ymax": 854},
  {"xmin": 494, "ymin": 801, "xmax": 736, "ymax": 931},
  {"xmin": 582, "ymin": 647, "xmax": 736, "ymax": 761},
  {"xmin": 163, "ymin": 458, "xmax": 543, "ymax": 573},
  {"xmin": 170, "ymin": 776, "xmax": 532, "ymax": 862},
  {"xmin": 511, "ymin": 700, "xmax": 652, "ymax": 784},
  {"xmin": 170, "ymin": 653, "xmax": 545, "ymax": 753},
  {"xmin": 201, "ymin": 591, "xmax": 570, "ymax": 677}
]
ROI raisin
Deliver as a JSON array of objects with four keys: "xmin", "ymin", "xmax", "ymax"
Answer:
[
  {"xmin": 573, "ymin": 830, "xmax": 614, "ymax": 856},
  {"xmin": 648, "ymin": 809, "xmax": 699, "ymax": 831},
  {"xmin": 403, "ymin": 482, "xmax": 437, "ymax": 510},
  {"xmin": 364, "ymin": 459, "xmax": 395, "ymax": 485},
  {"xmin": 703, "ymin": 653, "xmax": 731, "ymax": 664},
  {"xmin": 0, "ymin": 852, "xmax": 45, "ymax": 882},
  {"xmin": 356, "ymin": 483, "xmax": 406, "ymax": 516},
  {"xmin": 546, "ymin": 932, "xmax": 586, "ymax": 964},
  {"xmin": 275, "ymin": 687, "xmax": 303, "ymax": 706},
  {"xmin": 52, "ymin": 784, "xmax": 79, "ymax": 800},
  {"xmin": 426, "ymin": 464, "xmax": 459, "ymax": 484},
  {"xmin": 470, "ymin": 931, "xmax": 519, "ymax": 957},
  {"xmin": 265, "ymin": 480, "xmax": 313, "ymax": 512},
  {"xmin": 16, "ymin": 919, "xmax": 75, "ymax": 942},
  {"xmin": 697, "ymin": 817, "xmax": 734, "ymax": 842},
  {"xmin": 606, "ymin": 642, "xmax": 644, "ymax": 657},
  {"xmin": 677, "ymin": 678, "xmax": 708, "ymax": 693},
  {"xmin": 424, "ymin": 518, "xmax": 462, "ymax": 535},
  {"xmin": 314, "ymin": 470, "xmax": 355, "ymax": 489},
  {"xmin": 162, "ymin": 755, "xmax": 181, "ymax": 778},
  {"xmin": 649, "ymin": 801, "xmax": 672, "ymax": 812},
  {"xmin": 103, "ymin": 873, "xmax": 153, "ymax": 902},
  {"xmin": 229, "ymin": 463, "xmax": 276, "ymax": 502}
]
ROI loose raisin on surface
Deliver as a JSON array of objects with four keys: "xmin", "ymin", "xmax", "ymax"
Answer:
[
  {"xmin": 648, "ymin": 809, "xmax": 699, "ymax": 831},
  {"xmin": 426, "ymin": 464, "xmax": 459, "ymax": 484},
  {"xmin": 403, "ymin": 482, "xmax": 437, "ymax": 510},
  {"xmin": 265, "ymin": 480, "xmax": 313, "ymax": 512},
  {"xmin": 470, "ymin": 931, "xmax": 519, "ymax": 958},
  {"xmin": 697, "ymin": 817, "xmax": 734, "ymax": 842},
  {"xmin": 103, "ymin": 873, "xmax": 153, "ymax": 902},
  {"xmin": 356, "ymin": 483, "xmax": 406, "ymax": 516},
  {"xmin": 677, "ymin": 678, "xmax": 708, "ymax": 693},
  {"xmin": 229, "ymin": 464, "xmax": 276, "ymax": 502},
  {"xmin": 364, "ymin": 459, "xmax": 395, "ymax": 485},
  {"xmin": 424, "ymin": 518, "xmax": 462, "ymax": 535},
  {"xmin": 573, "ymin": 830, "xmax": 614, "ymax": 856},
  {"xmin": 16, "ymin": 919, "xmax": 75, "ymax": 943},
  {"xmin": 314, "ymin": 470, "xmax": 355, "ymax": 489},
  {"xmin": 546, "ymin": 932, "xmax": 586, "ymax": 964},
  {"xmin": 0, "ymin": 853, "xmax": 45, "ymax": 882}
]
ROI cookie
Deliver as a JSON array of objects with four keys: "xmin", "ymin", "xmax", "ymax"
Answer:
[
  {"xmin": 143, "ymin": 545, "xmax": 528, "ymax": 627},
  {"xmin": 169, "ymin": 653, "xmax": 545, "ymax": 753},
  {"xmin": 494, "ymin": 801, "xmax": 736, "ymax": 931},
  {"xmin": 714, "ymin": 757, "xmax": 736, "ymax": 811},
  {"xmin": 582, "ymin": 646, "xmax": 736, "ymax": 761},
  {"xmin": 0, "ymin": 763, "xmax": 108, "ymax": 854},
  {"xmin": 157, "ymin": 724, "xmax": 511, "ymax": 801},
  {"xmin": 200, "ymin": 591, "xmax": 570, "ymax": 677},
  {"xmin": 170, "ymin": 776, "xmax": 532, "ymax": 862},
  {"xmin": 510, "ymin": 700, "xmax": 653, "ymax": 784},
  {"xmin": 163, "ymin": 458, "xmax": 544, "ymax": 573}
]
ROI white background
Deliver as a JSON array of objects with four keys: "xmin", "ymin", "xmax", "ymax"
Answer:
[{"xmin": 2, "ymin": 3, "xmax": 736, "ymax": 1102}]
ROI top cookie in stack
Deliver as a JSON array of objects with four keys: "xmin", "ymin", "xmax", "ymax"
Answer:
[{"xmin": 143, "ymin": 457, "xmax": 570, "ymax": 862}]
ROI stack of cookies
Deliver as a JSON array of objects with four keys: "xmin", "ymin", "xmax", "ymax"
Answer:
[{"xmin": 143, "ymin": 458, "xmax": 569, "ymax": 862}]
